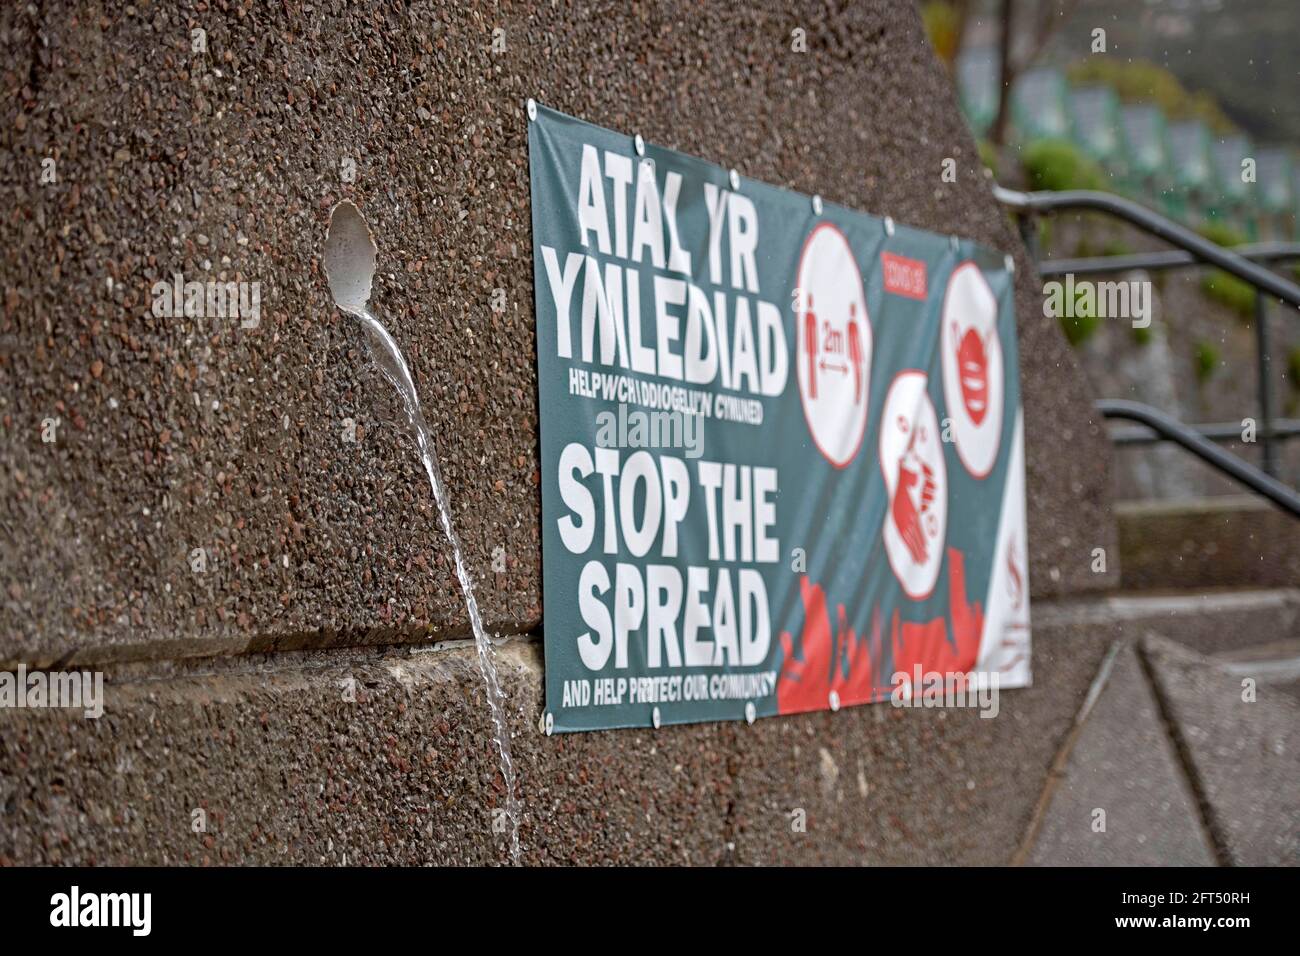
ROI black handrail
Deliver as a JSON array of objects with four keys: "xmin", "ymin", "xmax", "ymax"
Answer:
[
  {"xmin": 1097, "ymin": 400, "xmax": 1300, "ymax": 518},
  {"xmin": 1109, "ymin": 418, "xmax": 1300, "ymax": 446},
  {"xmin": 994, "ymin": 186, "xmax": 1300, "ymax": 308},
  {"xmin": 998, "ymin": 184, "xmax": 1298, "ymax": 479},
  {"xmin": 1037, "ymin": 242, "xmax": 1300, "ymax": 278}
]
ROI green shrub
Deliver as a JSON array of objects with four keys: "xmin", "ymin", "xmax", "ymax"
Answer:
[
  {"xmin": 1022, "ymin": 139, "xmax": 1105, "ymax": 193},
  {"xmin": 1059, "ymin": 284, "xmax": 1101, "ymax": 346},
  {"xmin": 1198, "ymin": 222, "xmax": 1247, "ymax": 249},
  {"xmin": 977, "ymin": 139, "xmax": 999, "ymax": 178},
  {"xmin": 1200, "ymin": 270, "xmax": 1256, "ymax": 319},
  {"xmin": 921, "ymin": 1, "xmax": 963, "ymax": 65},
  {"xmin": 1194, "ymin": 341, "xmax": 1220, "ymax": 383},
  {"xmin": 1037, "ymin": 217, "xmax": 1053, "ymax": 251},
  {"xmin": 1288, "ymin": 347, "xmax": 1300, "ymax": 392},
  {"xmin": 1132, "ymin": 323, "xmax": 1152, "ymax": 346},
  {"xmin": 1066, "ymin": 59, "xmax": 1236, "ymax": 133}
]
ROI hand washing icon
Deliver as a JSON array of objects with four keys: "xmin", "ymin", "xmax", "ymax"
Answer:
[
  {"xmin": 891, "ymin": 434, "xmax": 937, "ymax": 565},
  {"xmin": 879, "ymin": 371, "xmax": 947, "ymax": 600}
]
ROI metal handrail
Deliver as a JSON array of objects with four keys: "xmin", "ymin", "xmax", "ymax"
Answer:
[
  {"xmin": 1037, "ymin": 242, "xmax": 1300, "ymax": 278},
  {"xmin": 997, "ymin": 184, "xmax": 1298, "ymax": 480},
  {"xmin": 1109, "ymin": 418, "xmax": 1300, "ymax": 446},
  {"xmin": 1097, "ymin": 400, "xmax": 1300, "ymax": 518},
  {"xmin": 993, "ymin": 186, "xmax": 1300, "ymax": 308}
]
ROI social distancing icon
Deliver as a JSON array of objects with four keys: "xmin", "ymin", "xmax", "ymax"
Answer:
[{"xmin": 795, "ymin": 223, "xmax": 872, "ymax": 468}]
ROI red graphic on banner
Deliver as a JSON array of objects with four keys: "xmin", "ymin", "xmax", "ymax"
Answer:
[
  {"xmin": 795, "ymin": 224, "xmax": 872, "ymax": 468},
  {"xmin": 891, "ymin": 549, "xmax": 984, "ymax": 679},
  {"xmin": 804, "ymin": 295, "xmax": 819, "ymax": 399},
  {"xmin": 955, "ymin": 326, "xmax": 990, "ymax": 426},
  {"xmin": 881, "ymin": 252, "xmax": 928, "ymax": 300},
  {"xmin": 890, "ymin": 429, "xmax": 938, "ymax": 565},
  {"xmin": 1007, "ymin": 534, "xmax": 1025, "ymax": 611},
  {"xmin": 776, "ymin": 578, "xmax": 885, "ymax": 714},
  {"xmin": 777, "ymin": 548, "xmax": 985, "ymax": 714},
  {"xmin": 848, "ymin": 304, "xmax": 865, "ymax": 404}
]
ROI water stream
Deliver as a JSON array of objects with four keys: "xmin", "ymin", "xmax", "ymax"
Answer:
[{"xmin": 349, "ymin": 307, "xmax": 521, "ymax": 865}]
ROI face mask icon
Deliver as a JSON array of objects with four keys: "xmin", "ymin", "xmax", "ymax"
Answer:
[{"xmin": 954, "ymin": 323, "xmax": 990, "ymax": 426}]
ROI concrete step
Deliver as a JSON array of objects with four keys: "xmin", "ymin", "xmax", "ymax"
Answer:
[
  {"xmin": 1142, "ymin": 635, "xmax": 1300, "ymax": 865},
  {"xmin": 1024, "ymin": 641, "xmax": 1217, "ymax": 866},
  {"xmin": 1024, "ymin": 632, "xmax": 1300, "ymax": 866},
  {"xmin": 1118, "ymin": 495, "xmax": 1300, "ymax": 591},
  {"xmin": 1033, "ymin": 586, "xmax": 1300, "ymax": 656}
]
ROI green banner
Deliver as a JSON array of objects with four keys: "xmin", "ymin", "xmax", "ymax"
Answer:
[{"xmin": 528, "ymin": 104, "xmax": 1030, "ymax": 734}]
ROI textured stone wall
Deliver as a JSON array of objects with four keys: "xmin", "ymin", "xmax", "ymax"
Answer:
[
  {"xmin": 1, "ymin": 0, "xmax": 1115, "ymax": 670},
  {"xmin": 1, "ymin": 616, "xmax": 1123, "ymax": 866},
  {"xmin": 2, "ymin": 0, "xmax": 1119, "ymax": 865}
]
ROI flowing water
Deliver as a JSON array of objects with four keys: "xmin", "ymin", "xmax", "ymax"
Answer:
[{"xmin": 349, "ymin": 307, "xmax": 521, "ymax": 865}]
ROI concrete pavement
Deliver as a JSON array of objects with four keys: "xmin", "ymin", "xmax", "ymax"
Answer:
[{"xmin": 1025, "ymin": 620, "xmax": 1299, "ymax": 866}]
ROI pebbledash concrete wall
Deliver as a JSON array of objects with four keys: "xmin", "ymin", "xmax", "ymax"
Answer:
[{"xmin": 1, "ymin": 1, "xmax": 1118, "ymax": 864}]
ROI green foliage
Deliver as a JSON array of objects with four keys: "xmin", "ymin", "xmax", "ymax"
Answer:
[
  {"xmin": 921, "ymin": 1, "xmax": 963, "ymax": 65},
  {"xmin": 1289, "ymin": 347, "xmax": 1300, "ymax": 392},
  {"xmin": 1075, "ymin": 235, "xmax": 1136, "ymax": 259},
  {"xmin": 1197, "ymin": 222, "xmax": 1247, "ymax": 248},
  {"xmin": 1131, "ymin": 323, "xmax": 1153, "ymax": 346},
  {"xmin": 1037, "ymin": 217, "xmax": 1053, "ymax": 251},
  {"xmin": 1200, "ymin": 270, "xmax": 1256, "ymax": 319},
  {"xmin": 1066, "ymin": 59, "xmax": 1237, "ymax": 134},
  {"xmin": 977, "ymin": 139, "xmax": 999, "ymax": 177},
  {"xmin": 1059, "ymin": 284, "xmax": 1101, "ymax": 347},
  {"xmin": 1196, "ymin": 223, "xmax": 1255, "ymax": 319},
  {"xmin": 1194, "ymin": 340, "xmax": 1220, "ymax": 383},
  {"xmin": 1022, "ymin": 139, "xmax": 1105, "ymax": 192}
]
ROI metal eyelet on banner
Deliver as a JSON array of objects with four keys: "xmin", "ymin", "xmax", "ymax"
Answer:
[
  {"xmin": 812, "ymin": 194, "xmax": 823, "ymax": 216},
  {"xmin": 1005, "ymin": 254, "xmax": 1016, "ymax": 274},
  {"xmin": 541, "ymin": 711, "xmax": 554, "ymax": 736},
  {"xmin": 526, "ymin": 98, "xmax": 537, "ymax": 122},
  {"xmin": 745, "ymin": 701, "xmax": 757, "ymax": 725},
  {"xmin": 652, "ymin": 706, "xmax": 662, "ymax": 729},
  {"xmin": 635, "ymin": 133, "xmax": 645, "ymax": 157},
  {"xmin": 729, "ymin": 168, "xmax": 740, "ymax": 191},
  {"xmin": 884, "ymin": 216, "xmax": 895, "ymax": 237},
  {"xmin": 829, "ymin": 690, "xmax": 841, "ymax": 712}
]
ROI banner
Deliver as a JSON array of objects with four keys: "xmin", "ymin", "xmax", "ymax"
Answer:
[{"xmin": 528, "ymin": 104, "xmax": 1030, "ymax": 733}]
